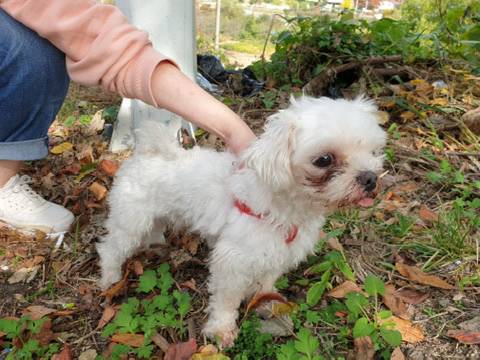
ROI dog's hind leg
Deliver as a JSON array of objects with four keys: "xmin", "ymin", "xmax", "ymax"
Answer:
[{"xmin": 97, "ymin": 209, "xmax": 155, "ymax": 290}]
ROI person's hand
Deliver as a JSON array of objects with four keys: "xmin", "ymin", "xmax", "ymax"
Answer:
[
  {"xmin": 151, "ymin": 62, "xmax": 256, "ymax": 155},
  {"xmin": 223, "ymin": 120, "xmax": 256, "ymax": 154}
]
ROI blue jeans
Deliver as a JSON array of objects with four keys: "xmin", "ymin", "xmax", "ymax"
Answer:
[{"xmin": 0, "ymin": 9, "xmax": 70, "ymax": 160}]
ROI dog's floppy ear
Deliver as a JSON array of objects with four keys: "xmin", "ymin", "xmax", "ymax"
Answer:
[{"xmin": 241, "ymin": 111, "xmax": 296, "ymax": 190}]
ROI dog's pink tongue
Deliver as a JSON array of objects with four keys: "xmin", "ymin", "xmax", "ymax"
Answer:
[{"xmin": 357, "ymin": 197, "xmax": 375, "ymax": 207}]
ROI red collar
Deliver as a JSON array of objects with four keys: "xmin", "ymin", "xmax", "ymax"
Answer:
[{"xmin": 233, "ymin": 198, "xmax": 299, "ymax": 244}]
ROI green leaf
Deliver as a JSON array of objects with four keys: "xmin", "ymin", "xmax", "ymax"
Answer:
[
  {"xmin": 335, "ymin": 259, "xmax": 355, "ymax": 281},
  {"xmin": 306, "ymin": 269, "xmax": 331, "ymax": 306},
  {"xmin": 277, "ymin": 341, "xmax": 298, "ymax": 360},
  {"xmin": 79, "ymin": 114, "xmax": 92, "ymax": 125},
  {"xmin": 378, "ymin": 310, "xmax": 393, "ymax": 320},
  {"xmin": 294, "ymin": 328, "xmax": 319, "ymax": 358},
  {"xmin": 345, "ymin": 292, "xmax": 368, "ymax": 318},
  {"xmin": 380, "ymin": 328, "xmax": 402, "ymax": 347},
  {"xmin": 173, "ymin": 290, "xmax": 191, "ymax": 318},
  {"xmin": 306, "ymin": 310, "xmax": 321, "ymax": 325},
  {"xmin": 275, "ymin": 276, "xmax": 289, "ymax": 290},
  {"xmin": 158, "ymin": 272, "xmax": 174, "ymax": 294},
  {"xmin": 135, "ymin": 344, "xmax": 154, "ymax": 359},
  {"xmin": 0, "ymin": 318, "xmax": 19, "ymax": 338},
  {"xmin": 353, "ymin": 317, "xmax": 375, "ymax": 338},
  {"xmin": 152, "ymin": 295, "xmax": 171, "ymax": 310},
  {"xmin": 306, "ymin": 261, "xmax": 332, "ymax": 274},
  {"xmin": 439, "ymin": 159, "xmax": 452, "ymax": 174},
  {"xmin": 137, "ymin": 270, "xmax": 157, "ymax": 293},
  {"xmin": 364, "ymin": 275, "xmax": 385, "ymax": 297},
  {"xmin": 64, "ymin": 115, "xmax": 76, "ymax": 127}
]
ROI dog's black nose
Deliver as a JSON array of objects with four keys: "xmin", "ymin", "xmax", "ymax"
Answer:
[{"xmin": 357, "ymin": 171, "xmax": 377, "ymax": 192}]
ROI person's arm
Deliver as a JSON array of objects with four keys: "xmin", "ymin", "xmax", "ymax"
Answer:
[
  {"xmin": 0, "ymin": 0, "xmax": 255, "ymax": 153},
  {"xmin": 151, "ymin": 63, "xmax": 255, "ymax": 154}
]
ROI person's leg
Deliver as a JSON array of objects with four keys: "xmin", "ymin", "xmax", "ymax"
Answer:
[
  {"xmin": 0, "ymin": 9, "xmax": 73, "ymax": 234},
  {"xmin": 0, "ymin": 161, "xmax": 21, "ymax": 187}
]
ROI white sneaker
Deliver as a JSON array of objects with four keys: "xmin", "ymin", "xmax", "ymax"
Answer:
[{"xmin": 0, "ymin": 175, "xmax": 74, "ymax": 234}]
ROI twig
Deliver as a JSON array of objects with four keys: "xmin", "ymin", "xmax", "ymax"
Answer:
[{"xmin": 303, "ymin": 55, "xmax": 403, "ymax": 96}]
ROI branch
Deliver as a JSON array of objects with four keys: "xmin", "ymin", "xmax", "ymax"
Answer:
[{"xmin": 303, "ymin": 55, "xmax": 403, "ymax": 96}]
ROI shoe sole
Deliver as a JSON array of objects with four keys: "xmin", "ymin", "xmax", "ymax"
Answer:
[{"xmin": 0, "ymin": 218, "xmax": 67, "ymax": 237}]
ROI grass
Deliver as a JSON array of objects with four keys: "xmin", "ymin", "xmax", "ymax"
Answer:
[{"xmin": 221, "ymin": 38, "xmax": 275, "ymax": 56}]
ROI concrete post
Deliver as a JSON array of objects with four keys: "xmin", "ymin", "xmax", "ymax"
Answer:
[{"xmin": 110, "ymin": 0, "xmax": 196, "ymax": 152}]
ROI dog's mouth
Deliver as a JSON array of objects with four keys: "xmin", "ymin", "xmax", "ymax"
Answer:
[{"xmin": 355, "ymin": 195, "xmax": 376, "ymax": 207}]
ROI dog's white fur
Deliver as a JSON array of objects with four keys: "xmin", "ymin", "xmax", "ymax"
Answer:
[{"xmin": 97, "ymin": 96, "xmax": 386, "ymax": 346}]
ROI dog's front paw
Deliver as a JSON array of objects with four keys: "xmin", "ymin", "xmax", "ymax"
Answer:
[{"xmin": 203, "ymin": 320, "xmax": 238, "ymax": 348}]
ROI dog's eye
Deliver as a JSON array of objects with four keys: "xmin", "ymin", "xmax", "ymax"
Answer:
[{"xmin": 313, "ymin": 154, "xmax": 334, "ymax": 168}]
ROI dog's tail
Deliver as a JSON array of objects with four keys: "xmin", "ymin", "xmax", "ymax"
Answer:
[{"xmin": 133, "ymin": 120, "xmax": 183, "ymax": 158}]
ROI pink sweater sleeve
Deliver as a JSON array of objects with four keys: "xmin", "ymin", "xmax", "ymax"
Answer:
[{"xmin": 0, "ymin": 0, "xmax": 174, "ymax": 107}]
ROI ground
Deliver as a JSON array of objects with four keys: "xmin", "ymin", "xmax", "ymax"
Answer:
[{"xmin": 0, "ymin": 64, "xmax": 479, "ymax": 360}]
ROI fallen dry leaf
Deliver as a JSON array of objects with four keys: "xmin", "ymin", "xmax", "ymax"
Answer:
[
  {"xmin": 132, "ymin": 260, "xmax": 144, "ymax": 276},
  {"xmin": 50, "ymin": 142, "xmax": 73, "ymax": 155},
  {"xmin": 179, "ymin": 233, "xmax": 200, "ymax": 255},
  {"xmin": 97, "ymin": 307, "xmax": 116, "ymax": 329},
  {"xmin": 181, "ymin": 278, "xmax": 199, "ymax": 292},
  {"xmin": 164, "ymin": 339, "xmax": 198, "ymax": 360},
  {"xmin": 245, "ymin": 292, "xmax": 288, "ymax": 315},
  {"xmin": 31, "ymin": 319, "xmax": 55, "ymax": 346},
  {"xmin": 78, "ymin": 349, "xmax": 98, "ymax": 360},
  {"xmin": 419, "ymin": 205, "xmax": 438, "ymax": 223},
  {"xmin": 191, "ymin": 344, "xmax": 223, "ymax": 360},
  {"xmin": 8, "ymin": 265, "xmax": 40, "ymax": 284},
  {"xmin": 399, "ymin": 111, "xmax": 416, "ymax": 122},
  {"xmin": 76, "ymin": 143, "xmax": 94, "ymax": 164},
  {"xmin": 62, "ymin": 163, "xmax": 81, "ymax": 175},
  {"xmin": 327, "ymin": 281, "xmax": 365, "ymax": 298},
  {"xmin": 354, "ymin": 336, "xmax": 375, "ymax": 360},
  {"xmin": 390, "ymin": 347, "xmax": 406, "ymax": 360},
  {"xmin": 383, "ymin": 284, "xmax": 410, "ymax": 320},
  {"xmin": 151, "ymin": 332, "xmax": 170, "ymax": 352},
  {"xmin": 395, "ymin": 262, "xmax": 454, "ymax": 290},
  {"xmin": 78, "ymin": 283, "xmax": 93, "ymax": 304},
  {"xmin": 22, "ymin": 305, "xmax": 56, "ymax": 320},
  {"xmin": 430, "ymin": 97, "xmax": 449, "ymax": 106},
  {"xmin": 88, "ymin": 181, "xmax": 107, "ymax": 201},
  {"xmin": 447, "ymin": 330, "xmax": 480, "ymax": 344},
  {"xmin": 376, "ymin": 111, "xmax": 390, "ymax": 125},
  {"xmin": 395, "ymin": 288, "xmax": 429, "ymax": 305},
  {"xmin": 326, "ymin": 237, "xmax": 344, "ymax": 252},
  {"xmin": 99, "ymin": 159, "xmax": 119, "ymax": 177},
  {"xmin": 271, "ymin": 301, "xmax": 299, "ymax": 316},
  {"xmin": 52, "ymin": 344, "xmax": 72, "ymax": 360},
  {"xmin": 111, "ymin": 333, "xmax": 145, "ymax": 347},
  {"xmin": 101, "ymin": 268, "xmax": 129, "ymax": 303},
  {"xmin": 22, "ymin": 255, "xmax": 45, "ymax": 268},
  {"xmin": 380, "ymin": 315, "xmax": 425, "ymax": 343}
]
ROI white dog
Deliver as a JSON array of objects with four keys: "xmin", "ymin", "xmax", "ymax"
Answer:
[{"xmin": 97, "ymin": 96, "xmax": 386, "ymax": 346}]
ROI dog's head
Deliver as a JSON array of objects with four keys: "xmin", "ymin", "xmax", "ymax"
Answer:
[{"xmin": 242, "ymin": 96, "xmax": 387, "ymax": 210}]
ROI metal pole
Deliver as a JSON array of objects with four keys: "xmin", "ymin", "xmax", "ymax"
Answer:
[{"xmin": 215, "ymin": 0, "xmax": 221, "ymax": 51}]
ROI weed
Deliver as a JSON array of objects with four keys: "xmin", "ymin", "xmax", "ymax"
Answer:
[
  {"xmin": 226, "ymin": 316, "xmax": 276, "ymax": 360},
  {"xmin": 306, "ymin": 250, "xmax": 354, "ymax": 306},
  {"xmin": 0, "ymin": 317, "xmax": 60, "ymax": 360},
  {"xmin": 100, "ymin": 264, "xmax": 191, "ymax": 359}
]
